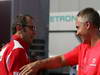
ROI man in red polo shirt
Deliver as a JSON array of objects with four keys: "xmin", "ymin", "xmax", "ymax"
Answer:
[
  {"xmin": 0, "ymin": 15, "xmax": 36, "ymax": 75},
  {"xmin": 20, "ymin": 8, "xmax": 100, "ymax": 75}
]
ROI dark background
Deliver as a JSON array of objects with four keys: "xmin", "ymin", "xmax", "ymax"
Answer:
[{"xmin": 0, "ymin": 1, "xmax": 11, "ymax": 43}]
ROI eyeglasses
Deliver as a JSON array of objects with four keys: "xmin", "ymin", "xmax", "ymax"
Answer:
[{"xmin": 25, "ymin": 25, "xmax": 37, "ymax": 31}]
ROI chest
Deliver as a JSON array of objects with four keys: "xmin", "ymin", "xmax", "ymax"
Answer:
[{"xmin": 79, "ymin": 46, "xmax": 100, "ymax": 74}]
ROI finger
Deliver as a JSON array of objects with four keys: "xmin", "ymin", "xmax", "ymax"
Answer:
[
  {"xmin": 20, "ymin": 69, "xmax": 36, "ymax": 75},
  {"xmin": 19, "ymin": 67, "xmax": 31, "ymax": 75},
  {"xmin": 20, "ymin": 65, "xmax": 27, "ymax": 70},
  {"xmin": 25, "ymin": 69, "xmax": 35, "ymax": 75}
]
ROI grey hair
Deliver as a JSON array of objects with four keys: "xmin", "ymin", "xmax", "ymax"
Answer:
[{"xmin": 77, "ymin": 7, "xmax": 100, "ymax": 28}]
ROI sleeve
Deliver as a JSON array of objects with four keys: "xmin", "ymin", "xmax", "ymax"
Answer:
[
  {"xmin": 6, "ymin": 48, "xmax": 30, "ymax": 74},
  {"xmin": 63, "ymin": 44, "xmax": 81, "ymax": 66}
]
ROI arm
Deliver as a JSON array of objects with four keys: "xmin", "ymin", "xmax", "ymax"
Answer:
[
  {"xmin": 19, "ymin": 55, "xmax": 66, "ymax": 75},
  {"xmin": 38, "ymin": 55, "xmax": 66, "ymax": 69},
  {"xmin": 19, "ymin": 44, "xmax": 81, "ymax": 75}
]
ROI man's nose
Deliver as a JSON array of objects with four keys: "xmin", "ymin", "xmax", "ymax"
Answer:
[{"xmin": 75, "ymin": 31, "xmax": 79, "ymax": 36}]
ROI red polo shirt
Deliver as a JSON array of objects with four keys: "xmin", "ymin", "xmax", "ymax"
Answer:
[
  {"xmin": 64, "ymin": 41, "xmax": 100, "ymax": 75},
  {"xmin": 0, "ymin": 35, "xmax": 30, "ymax": 75}
]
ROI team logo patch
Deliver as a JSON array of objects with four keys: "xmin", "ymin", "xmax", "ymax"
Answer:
[{"xmin": 89, "ymin": 58, "xmax": 96, "ymax": 67}]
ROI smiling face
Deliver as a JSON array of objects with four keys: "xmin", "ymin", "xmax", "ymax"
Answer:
[
  {"xmin": 75, "ymin": 16, "xmax": 90, "ymax": 42},
  {"xmin": 75, "ymin": 8, "xmax": 100, "ymax": 43}
]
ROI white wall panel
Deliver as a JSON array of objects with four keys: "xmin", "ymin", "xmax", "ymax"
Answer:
[
  {"xmin": 50, "ymin": 0, "xmax": 79, "ymax": 12},
  {"xmin": 49, "ymin": 32, "xmax": 80, "ymax": 57},
  {"xmin": 79, "ymin": 0, "xmax": 100, "ymax": 10}
]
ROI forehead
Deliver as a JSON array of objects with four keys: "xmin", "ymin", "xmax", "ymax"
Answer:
[
  {"xmin": 77, "ymin": 16, "xmax": 88, "ymax": 22},
  {"xmin": 76, "ymin": 17, "xmax": 85, "ymax": 26},
  {"xmin": 77, "ymin": 17, "xmax": 83, "ymax": 22},
  {"xmin": 26, "ymin": 17, "xmax": 35, "ymax": 26},
  {"xmin": 26, "ymin": 16, "xmax": 33, "ymax": 23},
  {"xmin": 25, "ymin": 16, "xmax": 37, "ymax": 27}
]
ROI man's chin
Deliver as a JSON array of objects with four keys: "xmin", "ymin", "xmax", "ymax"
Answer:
[{"xmin": 79, "ymin": 37, "xmax": 84, "ymax": 42}]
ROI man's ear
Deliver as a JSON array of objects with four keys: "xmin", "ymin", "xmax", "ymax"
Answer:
[
  {"xmin": 86, "ymin": 21, "xmax": 91, "ymax": 29},
  {"xmin": 16, "ymin": 25, "xmax": 23, "ymax": 31}
]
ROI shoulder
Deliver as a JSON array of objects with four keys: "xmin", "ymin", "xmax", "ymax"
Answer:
[{"xmin": 12, "ymin": 40, "xmax": 24, "ymax": 50}]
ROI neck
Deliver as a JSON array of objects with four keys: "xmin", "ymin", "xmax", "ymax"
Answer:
[
  {"xmin": 15, "ymin": 31, "xmax": 23, "ymax": 39},
  {"xmin": 89, "ymin": 31, "xmax": 100, "ymax": 46}
]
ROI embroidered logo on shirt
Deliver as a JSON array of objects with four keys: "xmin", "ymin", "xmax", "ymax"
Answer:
[{"xmin": 89, "ymin": 58, "xmax": 96, "ymax": 67}]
